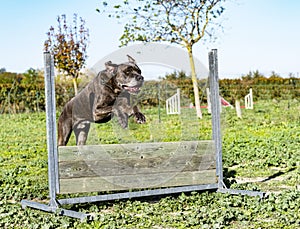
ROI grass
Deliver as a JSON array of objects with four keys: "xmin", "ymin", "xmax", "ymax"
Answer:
[{"xmin": 0, "ymin": 100, "xmax": 299, "ymax": 228}]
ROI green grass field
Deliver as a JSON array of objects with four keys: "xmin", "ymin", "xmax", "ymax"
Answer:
[{"xmin": 0, "ymin": 100, "xmax": 299, "ymax": 228}]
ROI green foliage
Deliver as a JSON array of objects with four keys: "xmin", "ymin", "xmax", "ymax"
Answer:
[
  {"xmin": 163, "ymin": 71, "xmax": 300, "ymax": 104},
  {"xmin": 100, "ymin": 0, "xmax": 225, "ymax": 47},
  {"xmin": 0, "ymin": 71, "xmax": 74, "ymax": 114},
  {"xmin": 0, "ymin": 69, "xmax": 44, "ymax": 113},
  {"xmin": 0, "ymin": 69, "xmax": 299, "ymax": 113},
  {"xmin": 45, "ymin": 14, "xmax": 89, "ymax": 95},
  {"xmin": 44, "ymin": 14, "xmax": 89, "ymax": 78},
  {"xmin": 0, "ymin": 100, "xmax": 299, "ymax": 228},
  {"xmin": 222, "ymin": 100, "xmax": 300, "ymax": 179},
  {"xmin": 0, "ymin": 72, "xmax": 24, "ymax": 85},
  {"xmin": 220, "ymin": 71, "xmax": 300, "ymax": 102},
  {"xmin": 160, "ymin": 71, "xmax": 209, "ymax": 104}
]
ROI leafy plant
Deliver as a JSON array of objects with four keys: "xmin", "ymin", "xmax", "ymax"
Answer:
[{"xmin": 44, "ymin": 14, "xmax": 89, "ymax": 95}]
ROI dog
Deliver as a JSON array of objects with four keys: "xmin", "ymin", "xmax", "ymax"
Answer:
[{"xmin": 57, "ymin": 55, "xmax": 146, "ymax": 146}]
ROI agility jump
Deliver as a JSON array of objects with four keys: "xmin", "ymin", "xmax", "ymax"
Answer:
[{"xmin": 21, "ymin": 50, "xmax": 264, "ymax": 220}]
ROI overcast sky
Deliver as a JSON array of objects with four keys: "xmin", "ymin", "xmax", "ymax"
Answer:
[{"xmin": 1, "ymin": 0, "xmax": 299, "ymax": 79}]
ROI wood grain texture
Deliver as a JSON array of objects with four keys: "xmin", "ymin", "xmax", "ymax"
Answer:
[{"xmin": 58, "ymin": 141, "xmax": 216, "ymax": 194}]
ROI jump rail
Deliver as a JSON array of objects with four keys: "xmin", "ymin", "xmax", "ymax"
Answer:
[
  {"xmin": 21, "ymin": 50, "xmax": 264, "ymax": 220},
  {"xmin": 166, "ymin": 88, "xmax": 181, "ymax": 115},
  {"xmin": 245, "ymin": 88, "xmax": 254, "ymax": 109}
]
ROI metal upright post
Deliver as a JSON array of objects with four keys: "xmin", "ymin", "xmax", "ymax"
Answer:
[
  {"xmin": 208, "ymin": 49, "xmax": 223, "ymax": 187},
  {"xmin": 43, "ymin": 52, "xmax": 59, "ymax": 205},
  {"xmin": 208, "ymin": 49, "xmax": 265, "ymax": 198},
  {"xmin": 21, "ymin": 52, "xmax": 90, "ymax": 220},
  {"xmin": 21, "ymin": 53, "xmax": 59, "ymax": 210}
]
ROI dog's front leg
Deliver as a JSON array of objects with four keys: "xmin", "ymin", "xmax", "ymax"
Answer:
[
  {"xmin": 113, "ymin": 106, "xmax": 146, "ymax": 128},
  {"xmin": 113, "ymin": 96, "xmax": 146, "ymax": 128},
  {"xmin": 93, "ymin": 106, "xmax": 113, "ymax": 122},
  {"xmin": 112, "ymin": 97, "xmax": 130, "ymax": 128},
  {"xmin": 113, "ymin": 108, "xmax": 129, "ymax": 129}
]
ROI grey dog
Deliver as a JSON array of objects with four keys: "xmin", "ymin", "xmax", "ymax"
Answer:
[{"xmin": 57, "ymin": 55, "xmax": 146, "ymax": 146}]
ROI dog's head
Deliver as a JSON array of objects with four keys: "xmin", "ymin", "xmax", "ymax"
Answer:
[{"xmin": 105, "ymin": 55, "xmax": 144, "ymax": 94}]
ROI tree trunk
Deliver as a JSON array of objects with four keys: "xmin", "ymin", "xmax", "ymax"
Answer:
[
  {"xmin": 72, "ymin": 77, "xmax": 78, "ymax": 95},
  {"xmin": 187, "ymin": 47, "xmax": 202, "ymax": 119}
]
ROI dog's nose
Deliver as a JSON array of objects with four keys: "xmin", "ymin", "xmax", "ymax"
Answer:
[{"xmin": 136, "ymin": 74, "xmax": 144, "ymax": 81}]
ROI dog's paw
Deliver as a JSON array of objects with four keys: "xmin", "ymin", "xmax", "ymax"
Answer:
[{"xmin": 135, "ymin": 112, "xmax": 146, "ymax": 124}]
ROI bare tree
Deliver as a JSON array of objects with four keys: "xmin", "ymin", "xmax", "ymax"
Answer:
[
  {"xmin": 44, "ymin": 14, "xmax": 89, "ymax": 95},
  {"xmin": 98, "ymin": 0, "xmax": 225, "ymax": 118}
]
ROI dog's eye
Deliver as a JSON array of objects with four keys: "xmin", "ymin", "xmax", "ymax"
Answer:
[{"xmin": 125, "ymin": 67, "xmax": 132, "ymax": 74}]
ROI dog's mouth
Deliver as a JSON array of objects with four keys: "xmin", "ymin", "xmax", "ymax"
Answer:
[{"xmin": 122, "ymin": 85, "xmax": 141, "ymax": 94}]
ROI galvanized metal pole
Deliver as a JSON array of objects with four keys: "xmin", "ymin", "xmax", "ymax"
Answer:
[
  {"xmin": 208, "ymin": 49, "xmax": 223, "ymax": 187},
  {"xmin": 44, "ymin": 52, "xmax": 59, "ymax": 205}
]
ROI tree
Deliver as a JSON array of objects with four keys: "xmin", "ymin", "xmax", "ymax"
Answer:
[
  {"xmin": 44, "ymin": 14, "xmax": 89, "ymax": 95},
  {"xmin": 98, "ymin": 0, "xmax": 225, "ymax": 118}
]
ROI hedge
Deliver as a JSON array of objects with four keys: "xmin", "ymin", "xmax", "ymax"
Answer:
[{"xmin": 0, "ymin": 74, "xmax": 299, "ymax": 114}]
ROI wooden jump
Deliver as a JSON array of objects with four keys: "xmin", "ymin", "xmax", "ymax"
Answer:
[
  {"xmin": 21, "ymin": 50, "xmax": 264, "ymax": 221},
  {"xmin": 58, "ymin": 140, "xmax": 216, "ymax": 194}
]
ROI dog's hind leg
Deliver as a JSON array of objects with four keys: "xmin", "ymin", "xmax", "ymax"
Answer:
[
  {"xmin": 74, "ymin": 121, "xmax": 91, "ymax": 145},
  {"xmin": 58, "ymin": 115, "xmax": 73, "ymax": 146}
]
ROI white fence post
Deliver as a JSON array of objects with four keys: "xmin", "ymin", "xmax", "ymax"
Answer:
[
  {"xmin": 166, "ymin": 88, "xmax": 181, "ymax": 115},
  {"xmin": 207, "ymin": 88, "xmax": 211, "ymax": 114},
  {"xmin": 245, "ymin": 88, "xmax": 253, "ymax": 109},
  {"xmin": 235, "ymin": 100, "xmax": 242, "ymax": 118}
]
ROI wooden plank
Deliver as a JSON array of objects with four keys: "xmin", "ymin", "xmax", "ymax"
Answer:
[
  {"xmin": 57, "ymin": 141, "xmax": 216, "ymax": 194},
  {"xmin": 58, "ymin": 140, "xmax": 214, "ymax": 161},
  {"xmin": 59, "ymin": 154, "xmax": 215, "ymax": 178},
  {"xmin": 59, "ymin": 170, "xmax": 217, "ymax": 194}
]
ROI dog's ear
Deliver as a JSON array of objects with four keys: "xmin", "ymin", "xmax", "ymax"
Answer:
[
  {"xmin": 127, "ymin": 55, "xmax": 136, "ymax": 64},
  {"xmin": 105, "ymin": 61, "xmax": 117, "ymax": 75}
]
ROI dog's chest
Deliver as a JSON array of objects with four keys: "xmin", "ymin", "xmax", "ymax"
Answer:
[{"xmin": 98, "ymin": 93, "xmax": 119, "ymax": 106}]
